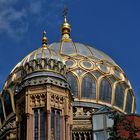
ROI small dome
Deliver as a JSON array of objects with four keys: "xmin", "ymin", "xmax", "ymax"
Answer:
[
  {"xmin": 11, "ymin": 47, "xmax": 63, "ymax": 74},
  {"xmin": 5, "ymin": 34, "xmax": 67, "ymax": 91},
  {"xmin": 9, "ymin": 46, "xmax": 66, "ymax": 84},
  {"xmin": 21, "ymin": 47, "xmax": 62, "ymax": 65}
]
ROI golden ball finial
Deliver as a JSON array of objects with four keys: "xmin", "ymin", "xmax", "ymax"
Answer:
[
  {"xmin": 61, "ymin": 6, "xmax": 71, "ymax": 41},
  {"xmin": 42, "ymin": 31, "xmax": 47, "ymax": 48}
]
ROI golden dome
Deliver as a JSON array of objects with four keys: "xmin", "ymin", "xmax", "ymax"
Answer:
[
  {"xmin": 2, "ymin": 13, "xmax": 135, "ymax": 115},
  {"xmin": 7, "ymin": 40, "xmax": 135, "ymax": 114},
  {"xmin": 6, "ymin": 32, "xmax": 67, "ymax": 90},
  {"xmin": 49, "ymin": 41, "xmax": 135, "ymax": 114}
]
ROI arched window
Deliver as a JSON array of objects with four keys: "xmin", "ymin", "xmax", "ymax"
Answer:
[
  {"xmin": 0, "ymin": 100, "xmax": 5, "ymax": 123},
  {"xmin": 33, "ymin": 108, "xmax": 46, "ymax": 140},
  {"xmin": 67, "ymin": 73, "xmax": 78, "ymax": 97},
  {"xmin": 125, "ymin": 91, "xmax": 132, "ymax": 114},
  {"xmin": 51, "ymin": 109, "xmax": 60, "ymax": 140},
  {"xmin": 4, "ymin": 91, "xmax": 13, "ymax": 116},
  {"xmin": 114, "ymin": 84, "xmax": 125, "ymax": 109},
  {"xmin": 99, "ymin": 78, "xmax": 112, "ymax": 103},
  {"xmin": 82, "ymin": 74, "xmax": 96, "ymax": 99}
]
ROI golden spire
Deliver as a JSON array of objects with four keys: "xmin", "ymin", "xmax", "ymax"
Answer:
[
  {"xmin": 61, "ymin": 6, "xmax": 71, "ymax": 41},
  {"xmin": 42, "ymin": 31, "xmax": 48, "ymax": 48}
]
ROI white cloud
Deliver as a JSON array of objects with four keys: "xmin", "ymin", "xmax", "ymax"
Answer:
[
  {"xmin": 28, "ymin": 0, "xmax": 43, "ymax": 15},
  {"xmin": 0, "ymin": 0, "xmax": 77, "ymax": 40},
  {"xmin": 0, "ymin": 8, "xmax": 28, "ymax": 40}
]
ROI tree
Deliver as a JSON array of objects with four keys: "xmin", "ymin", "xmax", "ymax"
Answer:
[{"xmin": 108, "ymin": 111, "xmax": 140, "ymax": 140}]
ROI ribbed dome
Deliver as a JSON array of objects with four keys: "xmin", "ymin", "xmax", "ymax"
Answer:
[
  {"xmin": 47, "ymin": 41, "xmax": 135, "ymax": 114},
  {"xmin": 7, "ymin": 40, "xmax": 135, "ymax": 114},
  {"xmin": 50, "ymin": 42, "xmax": 116, "ymax": 65},
  {"xmin": 10, "ymin": 46, "xmax": 63, "ymax": 74},
  {"xmin": 11, "ymin": 42, "xmax": 116, "ymax": 73},
  {"xmin": 2, "ymin": 16, "xmax": 135, "ymax": 115}
]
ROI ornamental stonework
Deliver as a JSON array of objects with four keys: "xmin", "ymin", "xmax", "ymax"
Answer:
[
  {"xmin": 50, "ymin": 94, "xmax": 65, "ymax": 109},
  {"xmin": 30, "ymin": 93, "xmax": 46, "ymax": 108}
]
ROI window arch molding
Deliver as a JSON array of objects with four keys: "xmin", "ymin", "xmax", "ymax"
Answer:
[
  {"xmin": 114, "ymin": 82, "xmax": 127, "ymax": 110},
  {"xmin": 125, "ymin": 89, "xmax": 133, "ymax": 114},
  {"xmin": 90, "ymin": 70, "xmax": 100, "ymax": 80},
  {"xmin": 0, "ymin": 96, "xmax": 5, "ymax": 125},
  {"xmin": 66, "ymin": 72, "xmax": 79, "ymax": 97},
  {"xmin": 81, "ymin": 73, "xmax": 96, "ymax": 99},
  {"xmin": 98, "ymin": 76, "xmax": 112, "ymax": 103},
  {"xmin": 8, "ymin": 87, "xmax": 15, "ymax": 113}
]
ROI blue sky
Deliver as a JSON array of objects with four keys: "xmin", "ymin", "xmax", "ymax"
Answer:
[{"xmin": 0, "ymin": 0, "xmax": 140, "ymax": 113}]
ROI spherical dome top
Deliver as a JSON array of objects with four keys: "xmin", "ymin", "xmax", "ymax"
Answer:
[{"xmin": 50, "ymin": 42, "xmax": 116, "ymax": 64}]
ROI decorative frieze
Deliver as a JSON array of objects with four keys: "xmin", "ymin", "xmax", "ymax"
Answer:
[
  {"xmin": 50, "ymin": 94, "xmax": 65, "ymax": 109},
  {"xmin": 30, "ymin": 93, "xmax": 46, "ymax": 108}
]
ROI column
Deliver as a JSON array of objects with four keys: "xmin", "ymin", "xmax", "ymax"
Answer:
[
  {"xmin": 26, "ymin": 113, "xmax": 30, "ymax": 140},
  {"xmin": 73, "ymin": 133, "xmax": 76, "ymax": 140},
  {"xmin": 70, "ymin": 125, "xmax": 72, "ymax": 140},
  {"xmin": 60, "ymin": 115, "xmax": 64, "ymax": 140},
  {"xmin": 78, "ymin": 132, "xmax": 81, "ymax": 140},
  {"xmin": 26, "ymin": 113, "xmax": 33, "ymax": 140},
  {"xmin": 65, "ymin": 115, "xmax": 69, "ymax": 140},
  {"xmin": 84, "ymin": 133, "xmax": 87, "ymax": 140},
  {"xmin": 89, "ymin": 132, "xmax": 91, "ymax": 140},
  {"xmin": 38, "ymin": 109, "xmax": 40, "ymax": 140},
  {"xmin": 54, "ymin": 110, "xmax": 56, "ymax": 140},
  {"xmin": 47, "ymin": 110, "xmax": 51, "ymax": 140}
]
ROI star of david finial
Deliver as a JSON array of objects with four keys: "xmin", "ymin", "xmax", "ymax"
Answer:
[
  {"xmin": 63, "ymin": 5, "xmax": 68, "ymax": 18},
  {"xmin": 61, "ymin": 6, "xmax": 71, "ymax": 41}
]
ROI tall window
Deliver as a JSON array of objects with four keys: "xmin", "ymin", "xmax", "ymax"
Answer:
[
  {"xmin": 4, "ymin": 91, "xmax": 13, "ymax": 116},
  {"xmin": 67, "ymin": 73, "xmax": 78, "ymax": 97},
  {"xmin": 0, "ymin": 100, "xmax": 4, "ymax": 123},
  {"xmin": 40, "ymin": 109, "xmax": 45, "ymax": 140},
  {"xmin": 114, "ymin": 84, "xmax": 125, "ymax": 109},
  {"xmin": 51, "ymin": 109, "xmax": 61, "ymax": 140},
  {"xmin": 82, "ymin": 74, "xmax": 96, "ymax": 99},
  {"xmin": 125, "ymin": 91, "xmax": 132, "ymax": 114},
  {"xmin": 34, "ymin": 108, "xmax": 45, "ymax": 140},
  {"xmin": 99, "ymin": 78, "xmax": 112, "ymax": 103}
]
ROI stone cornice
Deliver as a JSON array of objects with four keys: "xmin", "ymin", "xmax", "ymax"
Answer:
[{"xmin": 16, "ymin": 76, "xmax": 70, "ymax": 94}]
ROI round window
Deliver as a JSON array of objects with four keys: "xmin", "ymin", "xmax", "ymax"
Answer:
[
  {"xmin": 65, "ymin": 60, "xmax": 75, "ymax": 67},
  {"xmin": 81, "ymin": 60, "xmax": 93, "ymax": 69},
  {"xmin": 97, "ymin": 63, "xmax": 109, "ymax": 73}
]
